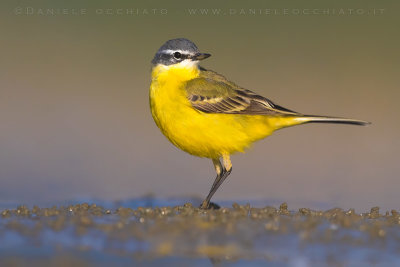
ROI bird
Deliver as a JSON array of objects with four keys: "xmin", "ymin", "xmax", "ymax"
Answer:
[{"xmin": 149, "ymin": 38, "xmax": 369, "ymax": 209}]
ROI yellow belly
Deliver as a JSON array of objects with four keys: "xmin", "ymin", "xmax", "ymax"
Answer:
[{"xmin": 149, "ymin": 65, "xmax": 301, "ymax": 159}]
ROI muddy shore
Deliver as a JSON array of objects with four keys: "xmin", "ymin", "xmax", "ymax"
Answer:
[{"xmin": 1, "ymin": 200, "xmax": 399, "ymax": 266}]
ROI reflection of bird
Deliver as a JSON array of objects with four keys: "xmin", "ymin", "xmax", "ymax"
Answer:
[{"xmin": 149, "ymin": 38, "xmax": 369, "ymax": 209}]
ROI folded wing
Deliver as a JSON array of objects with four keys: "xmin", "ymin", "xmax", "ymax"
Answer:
[{"xmin": 185, "ymin": 69, "xmax": 300, "ymax": 116}]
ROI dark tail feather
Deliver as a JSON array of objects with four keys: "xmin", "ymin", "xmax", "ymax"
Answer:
[{"xmin": 297, "ymin": 115, "xmax": 370, "ymax": 126}]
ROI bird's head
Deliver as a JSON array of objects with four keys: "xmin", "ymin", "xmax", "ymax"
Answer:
[{"xmin": 151, "ymin": 38, "xmax": 211, "ymax": 69}]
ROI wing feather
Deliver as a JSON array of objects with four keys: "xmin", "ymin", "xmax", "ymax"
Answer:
[{"xmin": 185, "ymin": 69, "xmax": 300, "ymax": 116}]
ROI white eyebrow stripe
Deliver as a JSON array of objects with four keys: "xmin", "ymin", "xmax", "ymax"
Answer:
[{"xmin": 158, "ymin": 49, "xmax": 193, "ymax": 55}]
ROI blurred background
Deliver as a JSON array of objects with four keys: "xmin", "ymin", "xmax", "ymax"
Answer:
[{"xmin": 0, "ymin": 0, "xmax": 398, "ymax": 211}]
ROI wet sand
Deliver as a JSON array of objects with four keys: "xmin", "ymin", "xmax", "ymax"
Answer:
[{"xmin": 1, "ymin": 200, "xmax": 400, "ymax": 266}]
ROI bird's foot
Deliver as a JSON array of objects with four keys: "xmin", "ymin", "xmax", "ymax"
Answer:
[{"xmin": 200, "ymin": 201, "xmax": 220, "ymax": 210}]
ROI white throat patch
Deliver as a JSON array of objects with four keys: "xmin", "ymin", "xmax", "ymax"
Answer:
[
  {"xmin": 176, "ymin": 59, "xmax": 199, "ymax": 68},
  {"xmin": 156, "ymin": 59, "xmax": 199, "ymax": 71}
]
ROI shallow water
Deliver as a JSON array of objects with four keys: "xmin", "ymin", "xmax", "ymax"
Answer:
[{"xmin": 1, "ymin": 197, "xmax": 399, "ymax": 266}]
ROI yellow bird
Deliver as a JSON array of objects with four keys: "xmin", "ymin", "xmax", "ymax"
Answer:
[{"xmin": 149, "ymin": 38, "xmax": 369, "ymax": 209}]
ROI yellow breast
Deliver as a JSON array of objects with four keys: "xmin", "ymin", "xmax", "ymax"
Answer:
[{"xmin": 149, "ymin": 64, "xmax": 299, "ymax": 159}]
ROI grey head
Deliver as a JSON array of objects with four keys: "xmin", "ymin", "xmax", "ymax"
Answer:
[{"xmin": 152, "ymin": 38, "xmax": 211, "ymax": 66}]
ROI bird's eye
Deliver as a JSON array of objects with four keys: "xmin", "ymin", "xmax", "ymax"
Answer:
[{"xmin": 173, "ymin": 52, "xmax": 182, "ymax": 59}]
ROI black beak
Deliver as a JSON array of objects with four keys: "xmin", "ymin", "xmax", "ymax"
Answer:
[{"xmin": 191, "ymin": 53, "xmax": 211, "ymax": 61}]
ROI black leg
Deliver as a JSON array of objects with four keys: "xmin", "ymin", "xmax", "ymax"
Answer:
[
  {"xmin": 200, "ymin": 168, "xmax": 232, "ymax": 209},
  {"xmin": 200, "ymin": 156, "xmax": 232, "ymax": 210}
]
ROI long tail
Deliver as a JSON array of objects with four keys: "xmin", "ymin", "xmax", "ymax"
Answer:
[{"xmin": 295, "ymin": 115, "xmax": 370, "ymax": 126}]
